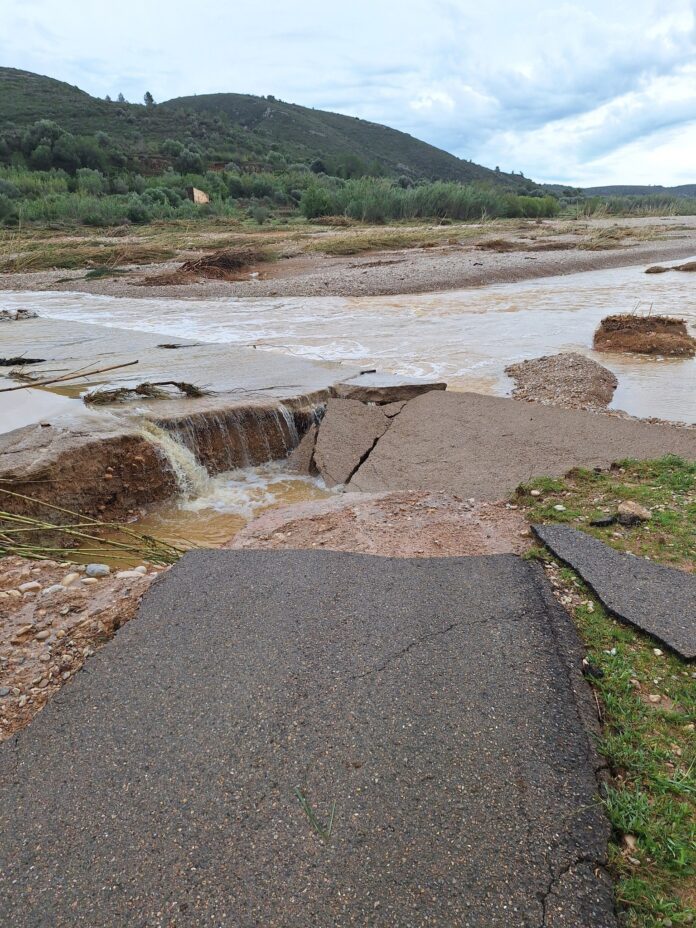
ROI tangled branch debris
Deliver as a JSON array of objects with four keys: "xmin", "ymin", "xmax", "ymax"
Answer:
[
  {"xmin": 140, "ymin": 248, "xmax": 268, "ymax": 286},
  {"xmin": 84, "ymin": 381, "xmax": 210, "ymax": 404}
]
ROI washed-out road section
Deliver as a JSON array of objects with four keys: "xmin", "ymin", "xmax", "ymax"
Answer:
[{"xmin": 0, "ymin": 549, "xmax": 616, "ymax": 927}]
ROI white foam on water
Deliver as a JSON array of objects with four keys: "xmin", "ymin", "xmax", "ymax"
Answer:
[{"xmin": 2, "ymin": 258, "xmax": 695, "ymax": 421}]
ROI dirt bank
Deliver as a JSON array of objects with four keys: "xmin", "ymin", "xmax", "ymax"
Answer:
[
  {"xmin": 594, "ymin": 314, "xmax": 696, "ymax": 357},
  {"xmin": 229, "ymin": 491, "xmax": 531, "ymax": 557},
  {"xmin": 2, "ymin": 216, "xmax": 695, "ymax": 299},
  {"xmin": 0, "ymin": 556, "xmax": 164, "ymax": 741}
]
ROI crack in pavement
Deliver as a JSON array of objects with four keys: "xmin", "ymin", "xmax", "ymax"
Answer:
[{"xmin": 346, "ymin": 398, "xmax": 409, "ymax": 484}]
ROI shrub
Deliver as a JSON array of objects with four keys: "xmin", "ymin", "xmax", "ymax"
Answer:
[
  {"xmin": 126, "ymin": 195, "xmax": 152, "ymax": 223},
  {"xmin": 300, "ymin": 185, "xmax": 334, "ymax": 218}
]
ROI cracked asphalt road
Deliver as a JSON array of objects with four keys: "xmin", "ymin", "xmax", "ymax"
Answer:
[{"xmin": 0, "ymin": 550, "xmax": 617, "ymax": 927}]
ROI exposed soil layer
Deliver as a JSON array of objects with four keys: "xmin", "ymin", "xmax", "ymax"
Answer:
[
  {"xmin": 230, "ymin": 491, "xmax": 531, "ymax": 557},
  {"xmin": 505, "ymin": 352, "xmax": 619, "ymax": 410},
  {"xmin": 0, "ymin": 556, "xmax": 163, "ymax": 741},
  {"xmin": 0, "ymin": 424, "xmax": 178, "ymax": 522},
  {"xmin": 594, "ymin": 314, "xmax": 696, "ymax": 357}
]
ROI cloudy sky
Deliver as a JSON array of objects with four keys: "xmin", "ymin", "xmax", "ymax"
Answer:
[{"xmin": 3, "ymin": 0, "xmax": 695, "ymax": 185}]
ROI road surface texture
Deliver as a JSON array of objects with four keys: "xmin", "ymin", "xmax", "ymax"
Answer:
[
  {"xmin": 0, "ymin": 550, "xmax": 617, "ymax": 927},
  {"xmin": 534, "ymin": 524, "xmax": 696, "ymax": 660},
  {"xmin": 347, "ymin": 392, "xmax": 696, "ymax": 498}
]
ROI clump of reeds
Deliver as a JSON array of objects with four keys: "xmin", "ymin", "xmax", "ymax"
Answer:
[{"xmin": 0, "ymin": 489, "xmax": 185, "ymax": 565}]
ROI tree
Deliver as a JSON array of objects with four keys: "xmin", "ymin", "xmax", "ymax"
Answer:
[
  {"xmin": 117, "ymin": 93, "xmax": 126, "ymax": 103},
  {"xmin": 144, "ymin": 91, "xmax": 155, "ymax": 107}
]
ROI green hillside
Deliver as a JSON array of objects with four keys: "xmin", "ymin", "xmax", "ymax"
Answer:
[
  {"xmin": 0, "ymin": 67, "xmax": 518, "ymax": 185},
  {"xmin": 584, "ymin": 184, "xmax": 696, "ymax": 198},
  {"xmin": 160, "ymin": 92, "xmax": 509, "ymax": 183}
]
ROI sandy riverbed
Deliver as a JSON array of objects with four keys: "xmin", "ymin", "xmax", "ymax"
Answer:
[{"xmin": 2, "ymin": 216, "xmax": 696, "ymax": 299}]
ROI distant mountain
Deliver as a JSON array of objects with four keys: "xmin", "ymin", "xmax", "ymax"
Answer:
[
  {"xmin": 583, "ymin": 184, "xmax": 696, "ymax": 198},
  {"xmin": 0, "ymin": 67, "xmax": 522, "ymax": 185}
]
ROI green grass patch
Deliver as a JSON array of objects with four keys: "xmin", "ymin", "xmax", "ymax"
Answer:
[{"xmin": 519, "ymin": 456, "xmax": 695, "ymax": 926}]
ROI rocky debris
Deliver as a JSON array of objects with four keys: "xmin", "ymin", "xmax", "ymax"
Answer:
[
  {"xmin": 0, "ymin": 309, "xmax": 38, "ymax": 322},
  {"xmin": 229, "ymin": 491, "xmax": 531, "ymax": 557},
  {"xmin": 532, "ymin": 524, "xmax": 696, "ymax": 660},
  {"xmin": 505, "ymin": 352, "xmax": 618, "ymax": 410},
  {"xmin": 313, "ymin": 398, "xmax": 390, "ymax": 487},
  {"xmin": 344, "ymin": 391, "xmax": 696, "ymax": 500},
  {"xmin": 593, "ymin": 314, "xmax": 696, "ymax": 357},
  {"xmin": 617, "ymin": 501, "xmax": 652, "ymax": 525},
  {"xmin": 0, "ymin": 555, "xmax": 164, "ymax": 741},
  {"xmin": 332, "ymin": 372, "xmax": 446, "ymax": 405}
]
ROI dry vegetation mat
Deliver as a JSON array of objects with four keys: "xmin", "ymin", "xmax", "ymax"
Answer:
[
  {"xmin": 594, "ymin": 315, "xmax": 696, "ymax": 357},
  {"xmin": 140, "ymin": 247, "xmax": 268, "ymax": 286}
]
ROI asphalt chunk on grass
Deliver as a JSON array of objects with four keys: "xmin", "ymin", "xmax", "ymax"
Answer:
[{"xmin": 516, "ymin": 456, "xmax": 695, "ymax": 928}]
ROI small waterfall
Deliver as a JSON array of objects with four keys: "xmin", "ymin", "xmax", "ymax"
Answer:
[
  {"xmin": 141, "ymin": 400, "xmax": 326, "ymax": 500},
  {"xmin": 139, "ymin": 421, "xmax": 211, "ymax": 498},
  {"xmin": 276, "ymin": 402, "xmax": 300, "ymax": 447}
]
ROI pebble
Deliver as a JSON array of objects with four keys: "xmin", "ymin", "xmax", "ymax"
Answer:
[
  {"xmin": 35, "ymin": 630, "xmax": 51, "ymax": 641},
  {"xmin": 85, "ymin": 563, "xmax": 111, "ymax": 578},
  {"xmin": 553, "ymin": 504, "xmax": 566, "ymax": 512},
  {"xmin": 0, "ymin": 687, "xmax": 9, "ymax": 698},
  {"xmin": 61, "ymin": 573, "xmax": 80, "ymax": 587},
  {"xmin": 653, "ymin": 648, "xmax": 663, "ymax": 657},
  {"xmin": 648, "ymin": 694, "xmax": 661, "ymax": 703},
  {"xmin": 81, "ymin": 577, "xmax": 99, "ymax": 586},
  {"xmin": 530, "ymin": 489, "xmax": 541, "ymax": 497},
  {"xmin": 18, "ymin": 695, "xmax": 27, "ymax": 707},
  {"xmin": 133, "ymin": 566, "xmax": 148, "ymax": 576},
  {"xmin": 42, "ymin": 584, "xmax": 64, "ymax": 596},
  {"xmin": 116, "ymin": 570, "xmax": 145, "ymax": 580},
  {"xmin": 18, "ymin": 581, "xmax": 41, "ymax": 593}
]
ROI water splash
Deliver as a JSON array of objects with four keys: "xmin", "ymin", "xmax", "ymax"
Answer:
[{"xmin": 139, "ymin": 421, "xmax": 210, "ymax": 497}]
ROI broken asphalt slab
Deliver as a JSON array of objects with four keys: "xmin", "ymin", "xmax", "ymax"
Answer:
[
  {"xmin": 533, "ymin": 524, "xmax": 696, "ymax": 660},
  {"xmin": 313, "ymin": 397, "xmax": 390, "ymax": 486},
  {"xmin": 0, "ymin": 549, "xmax": 616, "ymax": 927},
  {"xmin": 347, "ymin": 391, "xmax": 696, "ymax": 498}
]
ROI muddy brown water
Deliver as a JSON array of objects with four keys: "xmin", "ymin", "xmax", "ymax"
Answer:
[
  {"xmin": 3, "ymin": 259, "xmax": 694, "ymax": 422},
  {"xmin": 1, "ymin": 261, "xmax": 693, "ymax": 548}
]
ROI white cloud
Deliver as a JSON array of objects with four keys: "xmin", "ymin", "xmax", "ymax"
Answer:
[{"xmin": 1, "ymin": 0, "xmax": 695, "ymax": 185}]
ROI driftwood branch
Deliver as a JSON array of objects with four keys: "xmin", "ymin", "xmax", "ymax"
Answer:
[{"xmin": 0, "ymin": 360, "xmax": 139, "ymax": 393}]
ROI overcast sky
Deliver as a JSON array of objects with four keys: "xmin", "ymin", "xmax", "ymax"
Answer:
[{"xmin": 3, "ymin": 0, "xmax": 695, "ymax": 185}]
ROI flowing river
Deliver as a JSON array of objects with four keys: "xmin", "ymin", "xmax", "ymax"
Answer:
[
  {"xmin": 2, "ymin": 261, "xmax": 693, "ymax": 550},
  {"xmin": 2, "ymin": 259, "xmax": 694, "ymax": 423}
]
